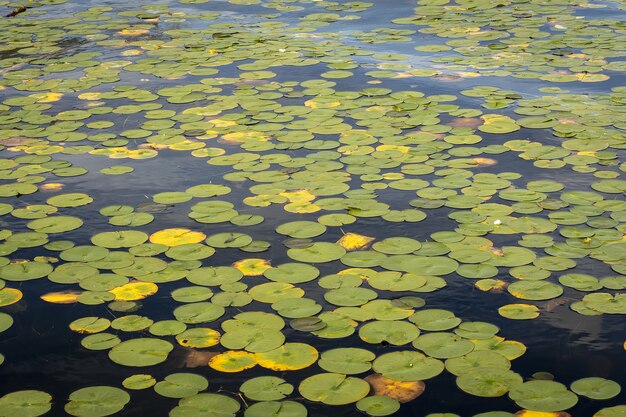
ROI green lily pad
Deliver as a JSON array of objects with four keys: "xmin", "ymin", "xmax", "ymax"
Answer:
[
  {"xmin": 413, "ymin": 333, "xmax": 475, "ymax": 358},
  {"xmin": 359, "ymin": 321, "xmax": 419, "ymax": 346},
  {"xmin": 318, "ymin": 348, "xmax": 375, "ymax": 374},
  {"xmin": 123, "ymin": 374, "xmax": 156, "ymax": 390},
  {"xmin": 372, "ymin": 238, "xmax": 421, "ymax": 254},
  {"xmin": 170, "ymin": 393, "xmax": 240, "ymax": 417},
  {"xmin": 508, "ymin": 281, "xmax": 563, "ymax": 301},
  {"xmin": 240, "ymin": 377, "xmax": 294, "ymax": 401},
  {"xmin": 356, "ymin": 396, "xmax": 401, "ymax": 416},
  {"xmin": 65, "ymin": 386, "xmax": 130, "ymax": 417},
  {"xmin": 0, "ymin": 390, "xmax": 52, "ymax": 417},
  {"xmin": 372, "ymin": 351, "xmax": 444, "ymax": 381},
  {"xmin": 264, "ymin": 263, "xmax": 320, "ymax": 283},
  {"xmin": 570, "ymin": 377, "xmax": 620, "ymax": 400},
  {"xmin": 276, "ymin": 221, "xmax": 327, "ymax": 238},
  {"xmin": 174, "ymin": 302, "xmax": 225, "ymax": 324},
  {"xmin": 0, "ymin": 261, "xmax": 53, "ymax": 281},
  {"xmin": 108, "ymin": 338, "xmax": 173, "ymax": 367},
  {"xmin": 581, "ymin": 293, "xmax": 626, "ymax": 314},
  {"xmin": 244, "ymin": 401, "xmax": 307, "ymax": 417},
  {"xmin": 456, "ymin": 368, "xmax": 523, "ymax": 397},
  {"xmin": 299, "ymin": 373, "xmax": 370, "ymax": 405},
  {"xmin": 508, "ymin": 380, "xmax": 578, "ymax": 412},
  {"xmin": 27, "ymin": 216, "xmax": 83, "ymax": 233},
  {"xmin": 154, "ymin": 373, "xmax": 208, "ymax": 398},
  {"xmin": 445, "ymin": 350, "xmax": 511, "ymax": 376},
  {"xmin": 287, "ymin": 242, "xmax": 346, "ymax": 263},
  {"xmin": 91, "ymin": 231, "xmax": 148, "ymax": 248},
  {"xmin": 61, "ymin": 246, "xmax": 109, "ymax": 262},
  {"xmin": 81, "ymin": 333, "xmax": 121, "ymax": 351},
  {"xmin": 206, "ymin": 233, "xmax": 252, "ymax": 248},
  {"xmin": 498, "ymin": 304, "xmax": 540, "ymax": 320},
  {"xmin": 409, "ymin": 309, "xmax": 461, "ymax": 331},
  {"xmin": 220, "ymin": 329, "xmax": 285, "ymax": 352},
  {"xmin": 47, "ymin": 193, "xmax": 93, "ymax": 208}
]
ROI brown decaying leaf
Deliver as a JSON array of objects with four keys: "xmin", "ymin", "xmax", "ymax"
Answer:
[
  {"xmin": 1, "ymin": 137, "xmax": 37, "ymax": 146},
  {"xmin": 542, "ymin": 296, "xmax": 575, "ymax": 312},
  {"xmin": 448, "ymin": 117, "xmax": 483, "ymax": 129},
  {"xmin": 183, "ymin": 348, "xmax": 218, "ymax": 368},
  {"xmin": 364, "ymin": 374, "xmax": 425, "ymax": 403}
]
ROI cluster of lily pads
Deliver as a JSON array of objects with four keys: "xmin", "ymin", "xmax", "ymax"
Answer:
[{"xmin": 0, "ymin": 0, "xmax": 624, "ymax": 416}]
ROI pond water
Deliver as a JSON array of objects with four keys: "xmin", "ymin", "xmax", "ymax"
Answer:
[{"xmin": 0, "ymin": 0, "xmax": 625, "ymax": 416}]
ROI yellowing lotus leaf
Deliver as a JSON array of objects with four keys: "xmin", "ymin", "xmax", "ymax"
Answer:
[
  {"xmin": 117, "ymin": 29, "xmax": 150, "ymax": 36},
  {"xmin": 0, "ymin": 288, "xmax": 23, "ymax": 307},
  {"xmin": 232, "ymin": 258, "xmax": 271, "ymax": 276},
  {"xmin": 515, "ymin": 411, "xmax": 571, "ymax": 417},
  {"xmin": 176, "ymin": 328, "xmax": 221, "ymax": 348},
  {"xmin": 284, "ymin": 202, "xmax": 321, "ymax": 213},
  {"xmin": 34, "ymin": 93, "xmax": 64, "ymax": 103},
  {"xmin": 256, "ymin": 343, "xmax": 318, "ymax": 371},
  {"xmin": 279, "ymin": 190, "xmax": 315, "ymax": 203},
  {"xmin": 40, "ymin": 183, "xmax": 65, "ymax": 191},
  {"xmin": 110, "ymin": 282, "xmax": 158, "ymax": 301},
  {"xmin": 208, "ymin": 351, "xmax": 257, "ymax": 373},
  {"xmin": 472, "ymin": 158, "xmax": 498, "ymax": 166},
  {"xmin": 41, "ymin": 291, "xmax": 81, "ymax": 304},
  {"xmin": 336, "ymin": 233, "xmax": 375, "ymax": 251},
  {"xmin": 149, "ymin": 228, "xmax": 206, "ymax": 246}
]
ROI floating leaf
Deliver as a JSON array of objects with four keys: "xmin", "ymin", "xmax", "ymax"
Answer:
[
  {"xmin": 240, "ymin": 377, "xmax": 294, "ymax": 401},
  {"xmin": 372, "ymin": 351, "xmax": 444, "ymax": 381},
  {"xmin": 356, "ymin": 396, "xmax": 400, "ymax": 417},
  {"xmin": 456, "ymin": 368, "xmax": 523, "ymax": 397},
  {"xmin": 108, "ymin": 338, "xmax": 173, "ymax": 367},
  {"xmin": 256, "ymin": 343, "xmax": 318, "ymax": 371},
  {"xmin": 170, "ymin": 394, "xmax": 240, "ymax": 417},
  {"xmin": 149, "ymin": 229, "xmax": 206, "ymax": 246},
  {"xmin": 123, "ymin": 374, "xmax": 156, "ymax": 390},
  {"xmin": 232, "ymin": 258, "xmax": 271, "ymax": 276},
  {"xmin": 318, "ymin": 348, "xmax": 375, "ymax": 374},
  {"xmin": 569, "ymin": 377, "xmax": 620, "ymax": 400},
  {"xmin": 364, "ymin": 374, "xmax": 425, "ymax": 403},
  {"xmin": 299, "ymin": 373, "xmax": 370, "ymax": 405},
  {"xmin": 209, "ymin": 350, "xmax": 258, "ymax": 373},
  {"xmin": 243, "ymin": 401, "xmax": 307, "ymax": 417},
  {"xmin": 154, "ymin": 373, "xmax": 208, "ymax": 398},
  {"xmin": 0, "ymin": 390, "xmax": 52, "ymax": 417},
  {"xmin": 498, "ymin": 304, "xmax": 540, "ymax": 320},
  {"xmin": 65, "ymin": 386, "xmax": 130, "ymax": 417},
  {"xmin": 336, "ymin": 233, "xmax": 375, "ymax": 250},
  {"xmin": 0, "ymin": 288, "xmax": 23, "ymax": 306},
  {"xmin": 509, "ymin": 381, "xmax": 578, "ymax": 412},
  {"xmin": 110, "ymin": 282, "xmax": 158, "ymax": 301}
]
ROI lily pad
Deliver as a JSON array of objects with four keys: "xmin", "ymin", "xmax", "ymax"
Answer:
[
  {"xmin": 65, "ymin": 386, "xmax": 130, "ymax": 417},
  {"xmin": 509, "ymin": 381, "xmax": 578, "ymax": 412},
  {"xmin": 299, "ymin": 373, "xmax": 370, "ymax": 405},
  {"xmin": 0, "ymin": 390, "xmax": 52, "ymax": 417},
  {"xmin": 570, "ymin": 377, "xmax": 620, "ymax": 400},
  {"xmin": 372, "ymin": 351, "xmax": 444, "ymax": 381},
  {"xmin": 240, "ymin": 377, "xmax": 294, "ymax": 401},
  {"xmin": 108, "ymin": 338, "xmax": 173, "ymax": 367}
]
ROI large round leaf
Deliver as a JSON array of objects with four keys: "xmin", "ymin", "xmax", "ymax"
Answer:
[
  {"xmin": 372, "ymin": 351, "xmax": 444, "ymax": 381},
  {"xmin": 299, "ymin": 373, "xmax": 370, "ymax": 405},
  {"xmin": 108, "ymin": 338, "xmax": 173, "ymax": 367},
  {"xmin": 65, "ymin": 386, "xmax": 130, "ymax": 417}
]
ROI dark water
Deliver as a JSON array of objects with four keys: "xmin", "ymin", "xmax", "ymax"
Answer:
[{"xmin": 0, "ymin": 0, "xmax": 625, "ymax": 416}]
